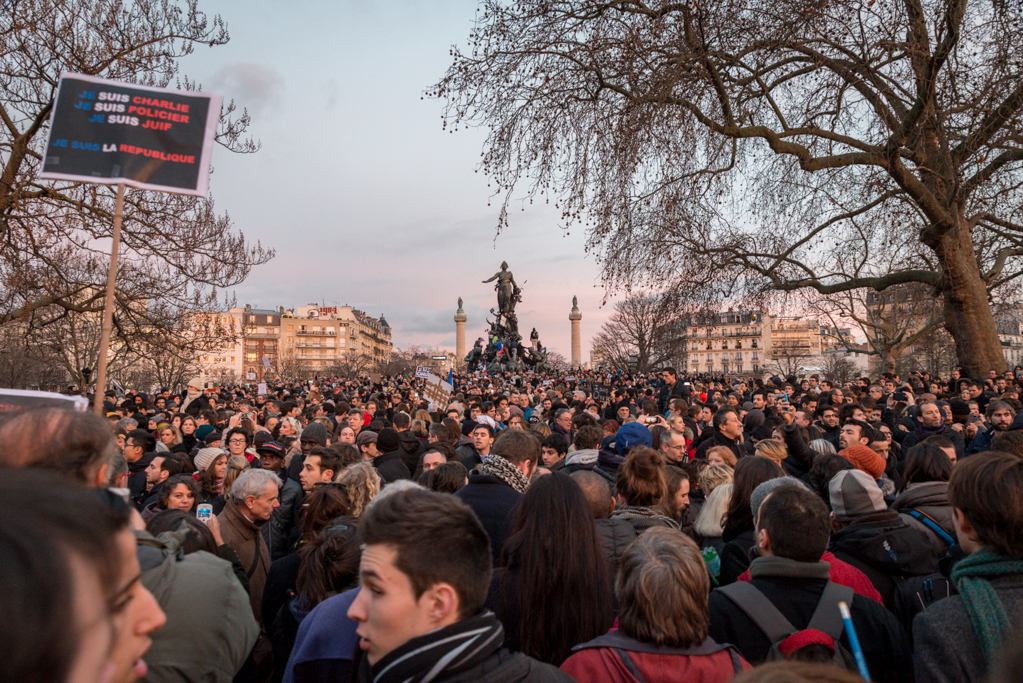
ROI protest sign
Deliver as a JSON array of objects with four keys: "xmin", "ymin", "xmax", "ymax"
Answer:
[
  {"xmin": 415, "ymin": 366, "xmax": 432, "ymax": 378},
  {"xmin": 246, "ymin": 372, "xmax": 256, "ymax": 381},
  {"xmin": 257, "ymin": 383, "xmax": 268, "ymax": 395},
  {"xmin": 0, "ymin": 389, "xmax": 89, "ymax": 417},
  {"xmin": 422, "ymin": 373, "xmax": 453, "ymax": 411},
  {"xmin": 40, "ymin": 73, "xmax": 221, "ymax": 196},
  {"xmin": 38, "ymin": 73, "xmax": 221, "ymax": 414},
  {"xmin": 262, "ymin": 356, "xmax": 271, "ymax": 369}
]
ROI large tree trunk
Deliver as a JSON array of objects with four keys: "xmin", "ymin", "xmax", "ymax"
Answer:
[{"xmin": 935, "ymin": 218, "xmax": 1006, "ymax": 376}]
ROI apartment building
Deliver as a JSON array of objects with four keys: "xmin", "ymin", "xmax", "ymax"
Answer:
[{"xmin": 681, "ymin": 309, "xmax": 824, "ymax": 378}]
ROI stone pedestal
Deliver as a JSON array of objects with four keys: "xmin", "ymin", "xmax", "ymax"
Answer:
[
  {"xmin": 454, "ymin": 300, "xmax": 467, "ymax": 364},
  {"xmin": 569, "ymin": 298, "xmax": 582, "ymax": 369}
]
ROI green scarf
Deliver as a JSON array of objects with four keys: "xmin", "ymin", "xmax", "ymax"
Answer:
[{"xmin": 950, "ymin": 548, "xmax": 1023, "ymax": 666}]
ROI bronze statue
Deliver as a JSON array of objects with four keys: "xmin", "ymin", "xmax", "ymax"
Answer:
[{"xmin": 482, "ymin": 261, "xmax": 518, "ymax": 316}]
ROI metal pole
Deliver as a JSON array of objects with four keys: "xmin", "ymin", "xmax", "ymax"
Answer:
[{"xmin": 93, "ymin": 183, "xmax": 126, "ymax": 414}]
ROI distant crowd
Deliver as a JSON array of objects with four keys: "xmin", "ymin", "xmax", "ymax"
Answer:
[{"xmin": 1, "ymin": 364, "xmax": 1022, "ymax": 683}]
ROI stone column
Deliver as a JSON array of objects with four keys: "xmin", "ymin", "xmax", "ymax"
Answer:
[
  {"xmin": 454, "ymin": 298, "xmax": 467, "ymax": 364},
  {"xmin": 570, "ymin": 296, "xmax": 582, "ymax": 369}
]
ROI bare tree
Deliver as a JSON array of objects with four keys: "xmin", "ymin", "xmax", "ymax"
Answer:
[
  {"xmin": 807, "ymin": 283, "xmax": 948, "ymax": 375},
  {"xmin": 0, "ymin": 0, "xmax": 273, "ymax": 347},
  {"xmin": 545, "ymin": 350, "xmax": 570, "ymax": 374},
  {"xmin": 327, "ymin": 353, "xmax": 373, "ymax": 380},
  {"xmin": 591, "ymin": 294, "xmax": 687, "ymax": 373},
  {"xmin": 765, "ymin": 341, "xmax": 815, "ymax": 379},
  {"xmin": 822, "ymin": 353, "xmax": 860, "ymax": 385},
  {"xmin": 436, "ymin": 0, "xmax": 1023, "ymax": 375}
]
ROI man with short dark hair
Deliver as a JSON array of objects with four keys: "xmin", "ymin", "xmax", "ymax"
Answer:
[
  {"xmin": 965, "ymin": 400, "xmax": 1016, "ymax": 455},
  {"xmin": 139, "ymin": 453, "xmax": 182, "ymax": 510},
  {"xmin": 458, "ymin": 423, "xmax": 495, "ymax": 471},
  {"xmin": 373, "ymin": 428, "xmax": 412, "ymax": 483},
  {"xmin": 541, "ymin": 433, "xmax": 568, "ymax": 468},
  {"xmin": 693, "ymin": 408, "xmax": 745, "ymax": 461},
  {"xmin": 901, "ymin": 400, "xmax": 966, "ymax": 458},
  {"xmin": 913, "ymin": 452, "xmax": 1023, "ymax": 683},
  {"xmin": 392, "ymin": 411, "xmax": 426, "ymax": 473},
  {"xmin": 289, "ymin": 487, "xmax": 571, "ymax": 683},
  {"xmin": 455, "ymin": 429, "xmax": 539, "ymax": 561},
  {"xmin": 123, "ymin": 429, "xmax": 157, "ymax": 503},
  {"xmin": 708, "ymin": 484, "xmax": 911, "ymax": 680}
]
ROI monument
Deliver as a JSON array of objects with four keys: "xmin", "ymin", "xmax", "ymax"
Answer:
[
  {"xmin": 454, "ymin": 297, "xmax": 467, "ymax": 363},
  {"xmin": 463, "ymin": 262, "xmax": 550, "ymax": 373},
  {"xmin": 570, "ymin": 296, "xmax": 582, "ymax": 369}
]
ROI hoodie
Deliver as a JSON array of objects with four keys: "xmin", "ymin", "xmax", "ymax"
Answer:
[{"xmin": 396, "ymin": 430, "xmax": 426, "ymax": 473}]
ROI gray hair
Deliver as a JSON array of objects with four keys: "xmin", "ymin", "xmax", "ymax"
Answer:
[
  {"xmin": 231, "ymin": 468, "xmax": 282, "ymax": 503},
  {"xmin": 116, "ymin": 417, "xmax": 138, "ymax": 431},
  {"xmin": 810, "ymin": 439, "xmax": 837, "ymax": 456},
  {"xmin": 106, "ymin": 451, "xmax": 128, "ymax": 487}
]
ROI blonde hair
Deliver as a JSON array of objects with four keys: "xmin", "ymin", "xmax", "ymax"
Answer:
[
  {"xmin": 754, "ymin": 439, "xmax": 787, "ymax": 465},
  {"xmin": 698, "ymin": 464, "xmax": 734, "ymax": 496},
  {"xmin": 222, "ymin": 455, "xmax": 250, "ymax": 496},
  {"xmin": 693, "ymin": 483, "xmax": 732, "ymax": 539},
  {"xmin": 338, "ymin": 461, "xmax": 381, "ymax": 517},
  {"xmin": 531, "ymin": 422, "xmax": 551, "ymax": 438},
  {"xmin": 159, "ymin": 424, "xmax": 182, "ymax": 447},
  {"xmin": 705, "ymin": 445, "xmax": 737, "ymax": 468}
]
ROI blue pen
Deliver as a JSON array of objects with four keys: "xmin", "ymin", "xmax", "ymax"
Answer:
[{"xmin": 839, "ymin": 601, "xmax": 871, "ymax": 681}]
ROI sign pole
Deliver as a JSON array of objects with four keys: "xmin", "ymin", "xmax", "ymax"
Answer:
[{"xmin": 93, "ymin": 183, "xmax": 126, "ymax": 414}]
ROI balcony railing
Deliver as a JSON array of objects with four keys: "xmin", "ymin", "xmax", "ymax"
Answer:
[{"xmin": 296, "ymin": 330, "xmax": 336, "ymax": 336}]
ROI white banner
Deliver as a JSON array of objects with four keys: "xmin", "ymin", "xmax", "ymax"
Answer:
[
  {"xmin": 422, "ymin": 373, "xmax": 453, "ymax": 410},
  {"xmin": 415, "ymin": 366, "xmax": 432, "ymax": 378}
]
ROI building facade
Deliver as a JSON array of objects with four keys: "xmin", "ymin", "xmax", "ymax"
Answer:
[{"xmin": 681, "ymin": 309, "xmax": 826, "ymax": 378}]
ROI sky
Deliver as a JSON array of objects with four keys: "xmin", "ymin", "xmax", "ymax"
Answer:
[{"xmin": 178, "ymin": 0, "xmax": 615, "ymax": 360}]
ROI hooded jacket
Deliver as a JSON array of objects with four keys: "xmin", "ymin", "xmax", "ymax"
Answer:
[
  {"xmin": 890, "ymin": 481, "xmax": 956, "ymax": 556},
  {"xmin": 397, "ymin": 430, "xmax": 426, "ymax": 473},
  {"xmin": 828, "ymin": 510, "xmax": 941, "ymax": 608},
  {"xmin": 136, "ymin": 529, "xmax": 258, "ymax": 683}
]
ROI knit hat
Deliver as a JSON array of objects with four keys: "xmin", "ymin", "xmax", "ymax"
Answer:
[
  {"xmin": 194, "ymin": 447, "xmax": 226, "ymax": 472},
  {"xmin": 829, "ymin": 470, "xmax": 887, "ymax": 523},
  {"xmin": 616, "ymin": 422, "xmax": 653, "ymax": 454},
  {"xmin": 301, "ymin": 422, "xmax": 329, "ymax": 447},
  {"xmin": 187, "ymin": 377, "xmax": 203, "ymax": 390},
  {"xmin": 839, "ymin": 445, "xmax": 886, "ymax": 480},
  {"xmin": 750, "ymin": 476, "xmax": 808, "ymax": 519},
  {"xmin": 356, "ymin": 430, "xmax": 378, "ymax": 446},
  {"xmin": 948, "ymin": 399, "xmax": 971, "ymax": 418},
  {"xmin": 377, "ymin": 428, "xmax": 400, "ymax": 453},
  {"xmin": 203, "ymin": 430, "xmax": 222, "ymax": 445},
  {"xmin": 195, "ymin": 424, "xmax": 215, "ymax": 440}
]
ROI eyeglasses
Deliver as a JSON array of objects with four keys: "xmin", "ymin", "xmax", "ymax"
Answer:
[{"xmin": 228, "ymin": 439, "xmax": 247, "ymax": 445}]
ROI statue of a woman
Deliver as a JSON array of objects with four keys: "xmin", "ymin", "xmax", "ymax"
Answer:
[{"xmin": 482, "ymin": 262, "xmax": 517, "ymax": 316}]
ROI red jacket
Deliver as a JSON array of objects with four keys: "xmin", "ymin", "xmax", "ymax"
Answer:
[
  {"xmin": 736, "ymin": 551, "xmax": 884, "ymax": 605},
  {"xmin": 561, "ymin": 631, "xmax": 750, "ymax": 683}
]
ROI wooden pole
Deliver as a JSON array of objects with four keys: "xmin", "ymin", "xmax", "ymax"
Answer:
[{"xmin": 93, "ymin": 183, "xmax": 126, "ymax": 414}]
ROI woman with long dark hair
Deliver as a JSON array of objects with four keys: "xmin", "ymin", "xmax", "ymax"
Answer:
[
  {"xmin": 891, "ymin": 444, "xmax": 955, "ymax": 554},
  {"xmin": 487, "ymin": 472, "xmax": 615, "ymax": 666},
  {"xmin": 269, "ymin": 517, "xmax": 360, "ymax": 683},
  {"xmin": 718, "ymin": 456, "xmax": 784, "ymax": 585}
]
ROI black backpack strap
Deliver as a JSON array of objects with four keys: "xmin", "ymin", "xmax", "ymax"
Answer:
[
  {"xmin": 612, "ymin": 649, "xmax": 646, "ymax": 683},
  {"xmin": 717, "ymin": 582, "xmax": 796, "ymax": 644},
  {"xmin": 806, "ymin": 581, "xmax": 855, "ymax": 640}
]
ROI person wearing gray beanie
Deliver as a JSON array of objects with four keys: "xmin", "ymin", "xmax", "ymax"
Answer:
[{"xmin": 750, "ymin": 476, "xmax": 808, "ymax": 519}]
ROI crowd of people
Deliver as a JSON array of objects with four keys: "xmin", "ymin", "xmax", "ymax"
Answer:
[{"xmin": 1, "ymin": 365, "xmax": 1022, "ymax": 683}]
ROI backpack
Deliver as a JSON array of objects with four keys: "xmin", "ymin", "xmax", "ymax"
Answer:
[
  {"xmin": 718, "ymin": 581, "xmax": 860, "ymax": 671},
  {"xmin": 906, "ymin": 508, "xmax": 957, "ymax": 549},
  {"xmin": 892, "ymin": 572, "xmax": 956, "ymax": 644}
]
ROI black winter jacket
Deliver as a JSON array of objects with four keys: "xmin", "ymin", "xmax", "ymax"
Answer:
[
  {"xmin": 373, "ymin": 451, "xmax": 412, "ymax": 484},
  {"xmin": 708, "ymin": 567, "xmax": 912, "ymax": 682},
  {"xmin": 261, "ymin": 475, "xmax": 303, "ymax": 561},
  {"xmin": 594, "ymin": 518, "xmax": 638, "ymax": 579},
  {"xmin": 454, "ymin": 474, "xmax": 522, "ymax": 561},
  {"xmin": 397, "ymin": 431, "xmax": 426, "ymax": 473},
  {"xmin": 829, "ymin": 510, "xmax": 942, "ymax": 608}
]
